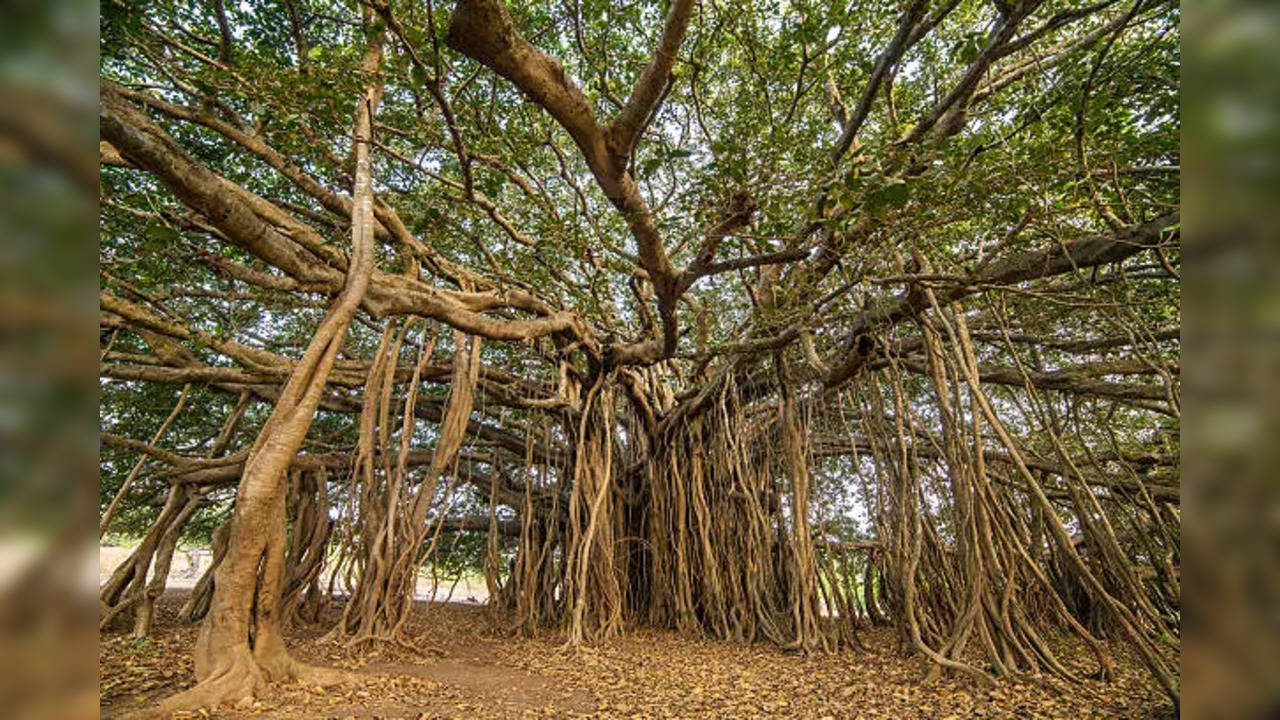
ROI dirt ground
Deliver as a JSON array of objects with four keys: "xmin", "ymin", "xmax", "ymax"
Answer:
[{"xmin": 100, "ymin": 590, "xmax": 1171, "ymax": 719}]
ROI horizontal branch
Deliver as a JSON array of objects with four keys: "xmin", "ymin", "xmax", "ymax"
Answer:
[
  {"xmin": 823, "ymin": 213, "xmax": 1179, "ymax": 387},
  {"xmin": 100, "ymin": 84, "xmax": 596, "ymax": 348}
]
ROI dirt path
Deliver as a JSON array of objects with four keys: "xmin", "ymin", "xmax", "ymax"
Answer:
[
  {"xmin": 100, "ymin": 591, "xmax": 587, "ymax": 719},
  {"xmin": 100, "ymin": 591, "xmax": 1169, "ymax": 719}
]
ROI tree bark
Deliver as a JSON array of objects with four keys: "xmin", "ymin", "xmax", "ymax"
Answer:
[{"xmin": 149, "ymin": 24, "xmax": 384, "ymax": 716}]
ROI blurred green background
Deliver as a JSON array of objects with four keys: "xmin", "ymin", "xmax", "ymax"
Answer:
[{"xmin": 1181, "ymin": 2, "xmax": 1280, "ymax": 718}]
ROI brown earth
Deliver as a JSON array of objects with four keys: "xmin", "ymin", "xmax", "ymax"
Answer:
[{"xmin": 100, "ymin": 590, "xmax": 1171, "ymax": 719}]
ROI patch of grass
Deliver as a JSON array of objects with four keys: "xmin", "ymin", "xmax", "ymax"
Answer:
[{"xmin": 121, "ymin": 636, "xmax": 155, "ymax": 657}]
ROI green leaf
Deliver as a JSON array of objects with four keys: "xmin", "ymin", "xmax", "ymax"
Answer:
[
  {"xmin": 864, "ymin": 179, "xmax": 910, "ymax": 214},
  {"xmin": 410, "ymin": 62, "xmax": 428, "ymax": 88},
  {"xmin": 145, "ymin": 225, "xmax": 180, "ymax": 244}
]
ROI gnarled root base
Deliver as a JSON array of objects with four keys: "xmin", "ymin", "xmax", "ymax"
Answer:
[
  {"xmin": 338, "ymin": 625, "xmax": 446, "ymax": 660},
  {"xmin": 136, "ymin": 646, "xmax": 348, "ymax": 719}
]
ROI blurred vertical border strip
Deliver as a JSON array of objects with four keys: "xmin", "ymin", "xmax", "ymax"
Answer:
[
  {"xmin": 0, "ymin": 0, "xmax": 99, "ymax": 718},
  {"xmin": 1183, "ymin": 1, "xmax": 1280, "ymax": 719}
]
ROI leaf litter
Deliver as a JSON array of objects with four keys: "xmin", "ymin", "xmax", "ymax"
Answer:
[{"xmin": 101, "ymin": 590, "xmax": 1168, "ymax": 719}]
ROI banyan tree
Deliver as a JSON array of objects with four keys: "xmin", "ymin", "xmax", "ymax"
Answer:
[{"xmin": 98, "ymin": 0, "xmax": 1180, "ymax": 714}]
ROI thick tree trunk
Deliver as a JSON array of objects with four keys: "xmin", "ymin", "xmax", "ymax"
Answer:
[{"xmin": 149, "ymin": 25, "xmax": 384, "ymax": 716}]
